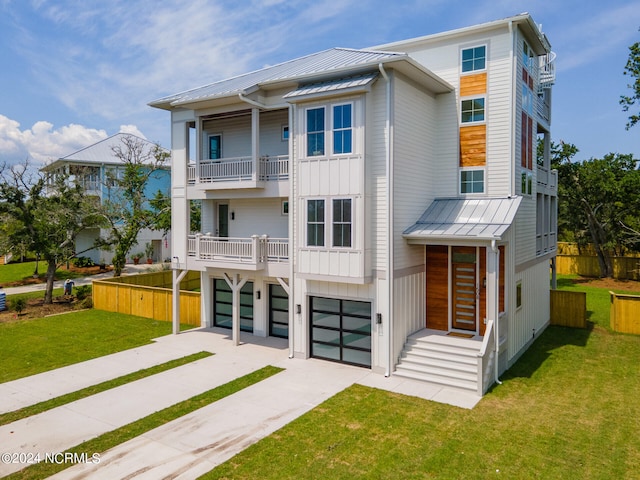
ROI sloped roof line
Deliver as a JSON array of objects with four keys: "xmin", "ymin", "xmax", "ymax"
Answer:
[{"xmin": 60, "ymin": 132, "xmax": 154, "ymax": 161}]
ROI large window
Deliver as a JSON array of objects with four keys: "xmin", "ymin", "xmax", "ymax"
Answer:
[
  {"xmin": 332, "ymin": 199, "xmax": 352, "ymax": 247},
  {"xmin": 306, "ymin": 107, "xmax": 325, "ymax": 156},
  {"xmin": 461, "ymin": 45, "xmax": 486, "ymax": 73},
  {"xmin": 209, "ymin": 135, "xmax": 222, "ymax": 160},
  {"xmin": 461, "ymin": 98, "xmax": 485, "ymax": 123},
  {"xmin": 460, "ymin": 169, "xmax": 485, "ymax": 194},
  {"xmin": 332, "ymin": 104, "xmax": 352, "ymax": 154},
  {"xmin": 307, "ymin": 199, "xmax": 325, "ymax": 247}
]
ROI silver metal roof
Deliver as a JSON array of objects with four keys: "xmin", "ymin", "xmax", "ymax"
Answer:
[
  {"xmin": 403, "ymin": 197, "xmax": 522, "ymax": 242},
  {"xmin": 284, "ymin": 73, "xmax": 378, "ymax": 100},
  {"xmin": 149, "ymin": 48, "xmax": 407, "ymax": 109}
]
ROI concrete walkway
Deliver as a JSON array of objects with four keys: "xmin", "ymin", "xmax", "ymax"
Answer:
[{"xmin": 0, "ymin": 328, "xmax": 480, "ymax": 479}]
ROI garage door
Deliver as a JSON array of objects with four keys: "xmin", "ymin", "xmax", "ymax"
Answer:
[
  {"xmin": 310, "ymin": 296, "xmax": 371, "ymax": 368},
  {"xmin": 213, "ymin": 279, "xmax": 254, "ymax": 332}
]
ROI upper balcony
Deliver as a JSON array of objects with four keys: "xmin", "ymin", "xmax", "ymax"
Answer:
[{"xmin": 187, "ymin": 155, "xmax": 288, "ymax": 189}]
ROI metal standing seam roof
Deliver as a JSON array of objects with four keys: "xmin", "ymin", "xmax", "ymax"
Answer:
[
  {"xmin": 149, "ymin": 48, "xmax": 407, "ymax": 108},
  {"xmin": 283, "ymin": 73, "xmax": 379, "ymax": 99},
  {"xmin": 403, "ymin": 197, "xmax": 522, "ymax": 242}
]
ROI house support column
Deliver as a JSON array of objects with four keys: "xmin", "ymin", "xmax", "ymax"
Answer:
[
  {"xmin": 251, "ymin": 108, "xmax": 260, "ymax": 181},
  {"xmin": 224, "ymin": 273, "xmax": 248, "ymax": 346},
  {"xmin": 488, "ymin": 241, "xmax": 502, "ymax": 384},
  {"xmin": 172, "ymin": 269, "xmax": 188, "ymax": 335}
]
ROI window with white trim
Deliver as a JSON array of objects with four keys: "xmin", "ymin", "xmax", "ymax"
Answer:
[
  {"xmin": 460, "ymin": 169, "xmax": 485, "ymax": 194},
  {"xmin": 461, "ymin": 45, "xmax": 486, "ymax": 73},
  {"xmin": 332, "ymin": 199, "xmax": 352, "ymax": 247},
  {"xmin": 307, "ymin": 199, "xmax": 325, "ymax": 247},
  {"xmin": 306, "ymin": 108, "xmax": 325, "ymax": 156},
  {"xmin": 332, "ymin": 104, "xmax": 352, "ymax": 154},
  {"xmin": 461, "ymin": 98, "xmax": 485, "ymax": 123}
]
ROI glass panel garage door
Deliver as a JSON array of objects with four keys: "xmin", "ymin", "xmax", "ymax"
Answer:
[
  {"xmin": 213, "ymin": 279, "xmax": 254, "ymax": 332},
  {"xmin": 269, "ymin": 284, "xmax": 289, "ymax": 338},
  {"xmin": 310, "ymin": 296, "xmax": 371, "ymax": 368}
]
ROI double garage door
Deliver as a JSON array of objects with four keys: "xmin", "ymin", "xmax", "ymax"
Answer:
[{"xmin": 310, "ymin": 296, "xmax": 372, "ymax": 368}]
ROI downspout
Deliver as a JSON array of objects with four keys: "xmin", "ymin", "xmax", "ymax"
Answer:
[
  {"xmin": 288, "ymin": 103, "xmax": 295, "ymax": 359},
  {"xmin": 379, "ymin": 63, "xmax": 393, "ymax": 377},
  {"xmin": 491, "ymin": 239, "xmax": 502, "ymax": 385},
  {"xmin": 509, "ymin": 20, "xmax": 516, "ymax": 196}
]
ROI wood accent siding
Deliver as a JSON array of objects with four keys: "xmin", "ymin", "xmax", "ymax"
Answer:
[
  {"xmin": 460, "ymin": 73, "xmax": 487, "ymax": 96},
  {"xmin": 460, "ymin": 124, "xmax": 486, "ymax": 167},
  {"xmin": 426, "ymin": 245, "xmax": 448, "ymax": 330}
]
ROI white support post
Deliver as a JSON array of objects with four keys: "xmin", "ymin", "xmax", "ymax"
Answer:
[
  {"xmin": 223, "ymin": 273, "xmax": 248, "ymax": 345},
  {"xmin": 251, "ymin": 107, "xmax": 259, "ymax": 181},
  {"xmin": 251, "ymin": 235, "xmax": 260, "ymax": 265},
  {"xmin": 172, "ymin": 268, "xmax": 189, "ymax": 335}
]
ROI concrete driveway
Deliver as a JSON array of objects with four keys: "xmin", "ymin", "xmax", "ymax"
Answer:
[{"xmin": 0, "ymin": 328, "xmax": 479, "ymax": 479}]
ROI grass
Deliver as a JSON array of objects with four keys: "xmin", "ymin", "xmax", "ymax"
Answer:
[
  {"xmin": 7, "ymin": 365, "xmax": 284, "ymax": 480},
  {"xmin": 0, "ymin": 310, "xmax": 195, "ymax": 383},
  {"xmin": 0, "ymin": 260, "xmax": 90, "ymax": 285},
  {"xmin": 198, "ymin": 278, "xmax": 640, "ymax": 480},
  {"xmin": 0, "ymin": 351, "xmax": 213, "ymax": 426}
]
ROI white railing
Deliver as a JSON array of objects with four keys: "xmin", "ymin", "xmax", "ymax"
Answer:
[
  {"xmin": 187, "ymin": 234, "xmax": 289, "ymax": 266},
  {"xmin": 187, "ymin": 155, "xmax": 289, "ymax": 184},
  {"xmin": 538, "ymin": 52, "xmax": 556, "ymax": 90},
  {"xmin": 259, "ymin": 155, "xmax": 289, "ymax": 180},
  {"xmin": 477, "ymin": 319, "xmax": 496, "ymax": 395}
]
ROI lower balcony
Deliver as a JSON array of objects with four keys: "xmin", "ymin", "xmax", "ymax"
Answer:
[
  {"xmin": 187, "ymin": 155, "xmax": 288, "ymax": 189},
  {"xmin": 187, "ymin": 234, "xmax": 288, "ymax": 273}
]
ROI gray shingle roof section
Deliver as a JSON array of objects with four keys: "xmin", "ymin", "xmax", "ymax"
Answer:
[
  {"xmin": 403, "ymin": 197, "xmax": 522, "ymax": 241},
  {"xmin": 149, "ymin": 48, "xmax": 405, "ymax": 107},
  {"xmin": 284, "ymin": 73, "xmax": 378, "ymax": 99}
]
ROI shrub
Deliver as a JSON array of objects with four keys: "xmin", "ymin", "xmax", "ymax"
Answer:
[
  {"xmin": 12, "ymin": 297, "xmax": 26, "ymax": 314},
  {"xmin": 75, "ymin": 285, "xmax": 91, "ymax": 300},
  {"xmin": 73, "ymin": 257, "xmax": 95, "ymax": 268}
]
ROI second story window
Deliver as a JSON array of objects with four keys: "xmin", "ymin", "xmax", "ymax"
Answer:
[
  {"xmin": 307, "ymin": 107, "xmax": 325, "ymax": 156},
  {"xmin": 307, "ymin": 199, "xmax": 325, "ymax": 247},
  {"xmin": 332, "ymin": 104, "xmax": 352, "ymax": 154},
  {"xmin": 332, "ymin": 198, "xmax": 352, "ymax": 247},
  {"xmin": 461, "ymin": 98, "xmax": 485, "ymax": 123},
  {"xmin": 209, "ymin": 135, "xmax": 222, "ymax": 160},
  {"xmin": 461, "ymin": 45, "xmax": 486, "ymax": 73}
]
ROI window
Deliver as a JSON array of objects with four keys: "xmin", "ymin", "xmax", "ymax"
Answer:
[
  {"xmin": 462, "ymin": 45, "xmax": 486, "ymax": 72},
  {"xmin": 209, "ymin": 135, "xmax": 222, "ymax": 160},
  {"xmin": 461, "ymin": 98, "xmax": 485, "ymax": 123},
  {"xmin": 522, "ymin": 41, "xmax": 534, "ymax": 71},
  {"xmin": 332, "ymin": 199, "xmax": 352, "ymax": 247},
  {"xmin": 282, "ymin": 125, "xmax": 289, "ymax": 141},
  {"xmin": 521, "ymin": 172, "xmax": 532, "ymax": 195},
  {"xmin": 516, "ymin": 281, "xmax": 523, "ymax": 309},
  {"xmin": 307, "ymin": 199, "xmax": 325, "ymax": 247},
  {"xmin": 281, "ymin": 200, "xmax": 289, "ymax": 216},
  {"xmin": 332, "ymin": 104, "xmax": 352, "ymax": 154},
  {"xmin": 460, "ymin": 169, "xmax": 484, "ymax": 194},
  {"xmin": 521, "ymin": 112, "xmax": 534, "ymax": 169},
  {"xmin": 306, "ymin": 108, "xmax": 325, "ymax": 156}
]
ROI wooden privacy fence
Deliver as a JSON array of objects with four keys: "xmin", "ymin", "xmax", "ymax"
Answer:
[
  {"xmin": 556, "ymin": 242, "xmax": 640, "ymax": 280},
  {"xmin": 92, "ymin": 271, "xmax": 201, "ymax": 326},
  {"xmin": 610, "ymin": 292, "xmax": 640, "ymax": 335},
  {"xmin": 550, "ymin": 290, "xmax": 587, "ymax": 328}
]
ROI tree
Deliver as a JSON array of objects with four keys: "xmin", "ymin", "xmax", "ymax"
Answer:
[
  {"xmin": 0, "ymin": 159, "xmax": 103, "ymax": 303},
  {"xmin": 99, "ymin": 135, "xmax": 169, "ymax": 276},
  {"xmin": 553, "ymin": 145, "xmax": 640, "ymax": 277},
  {"xmin": 620, "ymin": 33, "xmax": 640, "ymax": 130}
]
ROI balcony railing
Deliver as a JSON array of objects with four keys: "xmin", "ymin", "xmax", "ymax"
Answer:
[
  {"xmin": 536, "ymin": 167, "xmax": 557, "ymax": 189},
  {"xmin": 187, "ymin": 234, "xmax": 288, "ymax": 267},
  {"xmin": 187, "ymin": 155, "xmax": 289, "ymax": 185}
]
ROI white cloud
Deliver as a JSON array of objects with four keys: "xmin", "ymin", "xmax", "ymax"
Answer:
[{"xmin": 0, "ymin": 114, "xmax": 108, "ymax": 165}]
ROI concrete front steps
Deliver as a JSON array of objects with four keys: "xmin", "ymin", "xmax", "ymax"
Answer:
[{"xmin": 394, "ymin": 330, "xmax": 482, "ymax": 392}]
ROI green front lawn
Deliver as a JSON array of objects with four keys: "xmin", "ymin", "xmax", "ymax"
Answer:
[
  {"xmin": 201, "ymin": 279, "xmax": 640, "ymax": 480},
  {"xmin": 0, "ymin": 310, "xmax": 195, "ymax": 383},
  {"xmin": 0, "ymin": 260, "xmax": 92, "ymax": 286}
]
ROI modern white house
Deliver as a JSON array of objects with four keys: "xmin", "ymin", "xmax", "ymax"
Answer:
[
  {"xmin": 41, "ymin": 133, "xmax": 172, "ymax": 265},
  {"xmin": 150, "ymin": 13, "xmax": 557, "ymax": 395}
]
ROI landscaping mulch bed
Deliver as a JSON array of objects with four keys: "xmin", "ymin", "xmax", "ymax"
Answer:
[
  {"xmin": 0, "ymin": 264, "xmax": 112, "ymax": 288},
  {"xmin": 0, "ymin": 297, "xmax": 90, "ymax": 323}
]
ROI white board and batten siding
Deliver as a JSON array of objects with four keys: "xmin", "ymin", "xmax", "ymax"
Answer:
[{"xmin": 392, "ymin": 270, "xmax": 426, "ymax": 361}]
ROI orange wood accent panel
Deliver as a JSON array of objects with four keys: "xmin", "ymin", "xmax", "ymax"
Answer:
[
  {"xmin": 426, "ymin": 245, "xmax": 449, "ymax": 331},
  {"xmin": 460, "ymin": 124, "xmax": 486, "ymax": 167},
  {"xmin": 460, "ymin": 73, "xmax": 487, "ymax": 97}
]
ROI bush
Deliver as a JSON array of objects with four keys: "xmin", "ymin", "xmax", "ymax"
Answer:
[
  {"xmin": 75, "ymin": 285, "xmax": 91, "ymax": 300},
  {"xmin": 12, "ymin": 297, "xmax": 26, "ymax": 314},
  {"xmin": 73, "ymin": 257, "xmax": 95, "ymax": 268}
]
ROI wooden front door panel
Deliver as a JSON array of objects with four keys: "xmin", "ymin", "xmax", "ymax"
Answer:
[{"xmin": 452, "ymin": 247, "xmax": 477, "ymax": 332}]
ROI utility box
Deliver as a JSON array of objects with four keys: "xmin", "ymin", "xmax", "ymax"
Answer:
[{"xmin": 0, "ymin": 291, "xmax": 6, "ymax": 311}]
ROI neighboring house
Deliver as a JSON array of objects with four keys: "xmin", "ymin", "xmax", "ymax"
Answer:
[
  {"xmin": 41, "ymin": 133, "xmax": 171, "ymax": 265},
  {"xmin": 150, "ymin": 13, "xmax": 557, "ymax": 396}
]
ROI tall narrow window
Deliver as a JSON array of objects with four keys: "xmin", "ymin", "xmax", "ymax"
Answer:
[
  {"xmin": 209, "ymin": 135, "xmax": 221, "ymax": 160},
  {"xmin": 307, "ymin": 199, "xmax": 325, "ymax": 246},
  {"xmin": 332, "ymin": 199, "xmax": 352, "ymax": 247},
  {"xmin": 461, "ymin": 98, "xmax": 485, "ymax": 123},
  {"xmin": 461, "ymin": 46, "xmax": 486, "ymax": 72},
  {"xmin": 307, "ymin": 108, "xmax": 325, "ymax": 156},
  {"xmin": 333, "ymin": 104, "xmax": 352, "ymax": 154}
]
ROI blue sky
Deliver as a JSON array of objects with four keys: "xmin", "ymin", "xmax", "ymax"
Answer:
[{"xmin": 1, "ymin": 0, "xmax": 639, "ymax": 165}]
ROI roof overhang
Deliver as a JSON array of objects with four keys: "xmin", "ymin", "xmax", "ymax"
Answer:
[{"xmin": 403, "ymin": 196, "xmax": 522, "ymax": 245}]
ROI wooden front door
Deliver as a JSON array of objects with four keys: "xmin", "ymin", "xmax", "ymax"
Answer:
[{"xmin": 451, "ymin": 247, "xmax": 478, "ymax": 332}]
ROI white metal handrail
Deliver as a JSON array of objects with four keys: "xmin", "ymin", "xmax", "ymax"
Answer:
[
  {"xmin": 187, "ymin": 234, "xmax": 289, "ymax": 264},
  {"xmin": 259, "ymin": 155, "xmax": 289, "ymax": 180},
  {"xmin": 264, "ymin": 238, "xmax": 289, "ymax": 262},
  {"xmin": 186, "ymin": 155, "xmax": 290, "ymax": 184}
]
